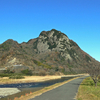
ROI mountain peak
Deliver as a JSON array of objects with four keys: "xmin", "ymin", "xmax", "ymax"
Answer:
[
  {"xmin": 39, "ymin": 29, "xmax": 68, "ymax": 38},
  {"xmin": 36, "ymin": 29, "xmax": 71, "ymax": 54},
  {"xmin": 4, "ymin": 39, "xmax": 18, "ymax": 45}
]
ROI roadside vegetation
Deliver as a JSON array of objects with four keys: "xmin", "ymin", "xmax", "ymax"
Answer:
[
  {"xmin": 84, "ymin": 62, "xmax": 100, "ymax": 87},
  {"xmin": 77, "ymin": 77, "xmax": 100, "ymax": 100}
]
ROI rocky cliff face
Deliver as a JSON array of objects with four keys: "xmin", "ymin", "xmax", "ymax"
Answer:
[
  {"xmin": 37, "ymin": 29, "xmax": 69, "ymax": 53},
  {"xmin": 0, "ymin": 29, "xmax": 99, "ymax": 75},
  {"xmin": 35, "ymin": 29, "xmax": 81, "ymax": 62}
]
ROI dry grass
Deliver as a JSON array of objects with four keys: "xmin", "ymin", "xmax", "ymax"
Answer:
[
  {"xmin": 0, "ymin": 76, "xmax": 61, "ymax": 84},
  {"xmin": 0, "ymin": 74, "xmax": 87, "ymax": 84}
]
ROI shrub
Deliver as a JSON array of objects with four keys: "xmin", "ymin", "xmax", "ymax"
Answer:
[
  {"xmin": 55, "ymin": 67, "xmax": 59, "ymax": 71},
  {"xmin": 0, "ymin": 74, "xmax": 9, "ymax": 77},
  {"xmin": 9, "ymin": 75, "xmax": 24, "ymax": 79},
  {"xmin": 4, "ymin": 69, "xmax": 15, "ymax": 74},
  {"xmin": 48, "ymin": 42, "xmax": 57, "ymax": 50},
  {"xmin": 69, "ymin": 40, "xmax": 78, "ymax": 47},
  {"xmin": 38, "ymin": 70, "xmax": 46, "ymax": 76},
  {"xmin": 33, "ymin": 59, "xmax": 52, "ymax": 69},
  {"xmin": 49, "ymin": 71, "xmax": 55, "ymax": 75},
  {"xmin": 85, "ymin": 55, "xmax": 91, "ymax": 62},
  {"xmin": 21, "ymin": 69, "xmax": 32, "ymax": 76}
]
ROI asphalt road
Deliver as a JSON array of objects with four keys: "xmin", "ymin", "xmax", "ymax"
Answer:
[{"xmin": 29, "ymin": 76, "xmax": 87, "ymax": 100}]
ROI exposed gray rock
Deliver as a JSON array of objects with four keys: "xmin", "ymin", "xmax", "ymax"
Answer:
[
  {"xmin": 37, "ymin": 30, "xmax": 71, "ymax": 54},
  {"xmin": 48, "ymin": 31, "xmax": 54, "ymax": 37},
  {"xmin": 37, "ymin": 41, "xmax": 50, "ymax": 53}
]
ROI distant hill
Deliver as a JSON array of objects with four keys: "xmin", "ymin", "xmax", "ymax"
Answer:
[{"xmin": 0, "ymin": 29, "xmax": 99, "ymax": 75}]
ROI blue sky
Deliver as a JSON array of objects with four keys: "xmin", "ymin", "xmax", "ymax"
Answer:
[{"xmin": 0, "ymin": 0, "xmax": 100, "ymax": 61}]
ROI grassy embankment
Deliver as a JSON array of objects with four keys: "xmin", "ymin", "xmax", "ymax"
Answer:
[{"xmin": 77, "ymin": 77, "xmax": 100, "ymax": 100}]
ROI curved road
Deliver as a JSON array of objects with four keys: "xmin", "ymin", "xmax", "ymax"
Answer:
[{"xmin": 29, "ymin": 76, "xmax": 87, "ymax": 100}]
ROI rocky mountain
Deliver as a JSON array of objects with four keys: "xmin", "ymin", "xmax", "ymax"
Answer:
[{"xmin": 0, "ymin": 29, "xmax": 99, "ymax": 75}]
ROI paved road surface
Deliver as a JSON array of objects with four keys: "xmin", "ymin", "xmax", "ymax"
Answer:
[{"xmin": 29, "ymin": 76, "xmax": 87, "ymax": 100}]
